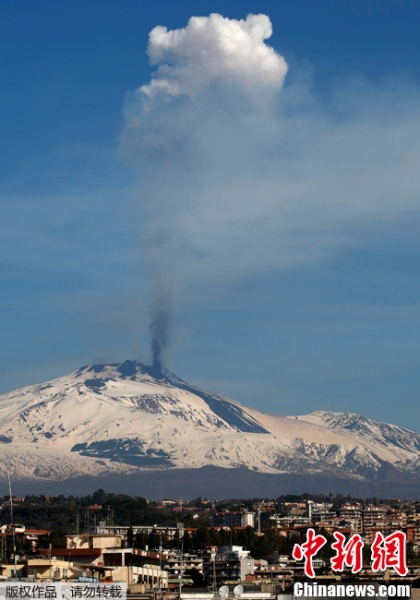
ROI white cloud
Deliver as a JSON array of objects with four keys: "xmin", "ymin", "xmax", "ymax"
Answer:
[{"xmin": 141, "ymin": 13, "xmax": 287, "ymax": 98}]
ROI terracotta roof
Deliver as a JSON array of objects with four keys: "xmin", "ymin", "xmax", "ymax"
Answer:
[
  {"xmin": 39, "ymin": 548, "xmax": 102, "ymax": 557},
  {"xmin": 25, "ymin": 529, "xmax": 50, "ymax": 535}
]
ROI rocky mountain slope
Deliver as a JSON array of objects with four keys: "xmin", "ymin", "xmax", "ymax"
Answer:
[{"xmin": 0, "ymin": 360, "xmax": 419, "ymax": 487}]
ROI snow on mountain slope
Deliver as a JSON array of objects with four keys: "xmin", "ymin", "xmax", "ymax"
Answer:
[
  {"xmin": 0, "ymin": 360, "xmax": 419, "ymax": 483},
  {"xmin": 293, "ymin": 411, "xmax": 420, "ymax": 473}
]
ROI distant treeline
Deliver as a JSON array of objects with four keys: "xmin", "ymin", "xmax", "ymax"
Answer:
[
  {"xmin": 1, "ymin": 488, "xmax": 410, "ymax": 553},
  {"xmin": 1, "ymin": 489, "xmax": 399, "ymax": 531},
  {"xmin": 2, "ymin": 489, "xmax": 175, "ymax": 534}
]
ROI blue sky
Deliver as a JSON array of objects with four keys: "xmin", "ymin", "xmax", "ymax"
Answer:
[{"xmin": 1, "ymin": 0, "xmax": 420, "ymax": 430}]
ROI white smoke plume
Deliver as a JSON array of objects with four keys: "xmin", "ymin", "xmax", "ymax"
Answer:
[
  {"xmin": 141, "ymin": 13, "xmax": 287, "ymax": 98},
  {"xmin": 120, "ymin": 13, "xmax": 420, "ymax": 368},
  {"xmin": 122, "ymin": 13, "xmax": 289, "ymax": 367}
]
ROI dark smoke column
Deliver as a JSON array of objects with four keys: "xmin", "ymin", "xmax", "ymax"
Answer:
[
  {"xmin": 147, "ymin": 230, "xmax": 175, "ymax": 376},
  {"xmin": 149, "ymin": 301, "xmax": 170, "ymax": 373}
]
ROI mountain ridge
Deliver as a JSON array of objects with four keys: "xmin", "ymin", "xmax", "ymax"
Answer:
[{"xmin": 0, "ymin": 360, "xmax": 419, "ymax": 496}]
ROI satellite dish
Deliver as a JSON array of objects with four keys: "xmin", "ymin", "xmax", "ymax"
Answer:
[
  {"xmin": 219, "ymin": 586, "xmax": 229, "ymax": 598},
  {"xmin": 234, "ymin": 585, "xmax": 244, "ymax": 597}
]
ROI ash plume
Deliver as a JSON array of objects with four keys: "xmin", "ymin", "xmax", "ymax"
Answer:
[
  {"xmin": 121, "ymin": 13, "xmax": 289, "ymax": 367},
  {"xmin": 146, "ymin": 231, "xmax": 177, "ymax": 373},
  {"xmin": 149, "ymin": 299, "xmax": 170, "ymax": 371}
]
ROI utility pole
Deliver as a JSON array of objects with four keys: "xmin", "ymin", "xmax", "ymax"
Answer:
[
  {"xmin": 159, "ymin": 531, "xmax": 163, "ymax": 593},
  {"xmin": 211, "ymin": 549, "xmax": 217, "ymax": 593},
  {"xmin": 1, "ymin": 534, "xmax": 6, "ymax": 563},
  {"xmin": 48, "ymin": 542, "xmax": 52, "ymax": 580},
  {"xmin": 177, "ymin": 523, "xmax": 184, "ymax": 600},
  {"xmin": 8, "ymin": 475, "xmax": 17, "ymax": 576},
  {"xmin": 178, "ymin": 537, "xmax": 183, "ymax": 600}
]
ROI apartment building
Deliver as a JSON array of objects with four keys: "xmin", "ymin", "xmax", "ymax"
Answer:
[
  {"xmin": 211, "ymin": 512, "xmax": 256, "ymax": 529},
  {"xmin": 203, "ymin": 545, "xmax": 255, "ymax": 587}
]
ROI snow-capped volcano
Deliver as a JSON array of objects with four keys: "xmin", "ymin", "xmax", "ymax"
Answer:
[{"xmin": 0, "ymin": 360, "xmax": 419, "ymax": 488}]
